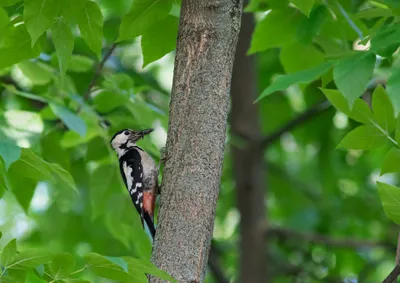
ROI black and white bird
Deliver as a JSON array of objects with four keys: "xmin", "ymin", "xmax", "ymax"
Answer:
[{"xmin": 110, "ymin": 128, "xmax": 158, "ymax": 238}]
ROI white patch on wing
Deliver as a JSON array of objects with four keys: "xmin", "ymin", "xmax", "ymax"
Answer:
[{"xmin": 123, "ymin": 162, "xmax": 134, "ymax": 194}]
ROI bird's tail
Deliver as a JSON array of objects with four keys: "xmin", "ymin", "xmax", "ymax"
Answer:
[{"xmin": 143, "ymin": 213, "xmax": 156, "ymax": 239}]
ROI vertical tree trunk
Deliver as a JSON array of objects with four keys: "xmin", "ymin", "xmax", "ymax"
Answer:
[
  {"xmin": 231, "ymin": 2, "xmax": 267, "ymax": 282},
  {"xmin": 150, "ymin": 1, "xmax": 243, "ymax": 282}
]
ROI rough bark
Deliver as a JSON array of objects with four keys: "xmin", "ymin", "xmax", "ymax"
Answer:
[
  {"xmin": 150, "ymin": 1, "xmax": 243, "ymax": 282},
  {"xmin": 231, "ymin": 3, "xmax": 267, "ymax": 282}
]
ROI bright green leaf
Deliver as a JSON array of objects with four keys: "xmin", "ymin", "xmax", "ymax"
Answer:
[
  {"xmin": 51, "ymin": 20, "xmax": 74, "ymax": 74},
  {"xmin": 337, "ymin": 125, "xmax": 386, "ymax": 150},
  {"xmin": 77, "ymin": 1, "xmax": 103, "ymax": 59},
  {"xmin": 85, "ymin": 253, "xmax": 147, "ymax": 283},
  {"xmin": 0, "ymin": 141, "xmax": 20, "ymax": 170},
  {"xmin": 291, "ymin": 0, "xmax": 315, "ymax": 16},
  {"xmin": 279, "ymin": 42, "xmax": 324, "ymax": 73},
  {"xmin": 333, "ymin": 52, "xmax": 375, "ymax": 107},
  {"xmin": 372, "ymin": 85, "xmax": 396, "ymax": 133},
  {"xmin": 381, "ymin": 147, "xmax": 400, "ymax": 175},
  {"xmin": 16, "ymin": 61, "xmax": 53, "ymax": 86},
  {"xmin": 256, "ymin": 61, "xmax": 334, "ymax": 102},
  {"xmin": 1, "ymin": 239, "xmax": 17, "ymax": 267},
  {"xmin": 248, "ymin": 8, "xmax": 303, "ymax": 54},
  {"xmin": 24, "ymin": 0, "xmax": 59, "ymax": 45},
  {"xmin": 8, "ymin": 250, "xmax": 51, "ymax": 269},
  {"xmin": 396, "ymin": 116, "xmax": 400, "ymax": 144},
  {"xmin": 123, "ymin": 257, "xmax": 177, "ymax": 282},
  {"xmin": 0, "ymin": 24, "xmax": 44, "ymax": 69},
  {"xmin": 49, "ymin": 253, "xmax": 75, "ymax": 278},
  {"xmin": 118, "ymin": 0, "xmax": 173, "ymax": 42},
  {"xmin": 141, "ymin": 15, "xmax": 178, "ymax": 67},
  {"xmin": 387, "ymin": 67, "xmax": 400, "ymax": 114},
  {"xmin": 0, "ymin": 0, "xmax": 21, "ymax": 6},
  {"xmin": 68, "ymin": 55, "xmax": 95, "ymax": 72},
  {"xmin": 377, "ymin": 182, "xmax": 400, "ymax": 224},
  {"xmin": 50, "ymin": 103, "xmax": 87, "ymax": 137}
]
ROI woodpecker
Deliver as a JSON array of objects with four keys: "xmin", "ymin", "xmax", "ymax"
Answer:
[{"xmin": 110, "ymin": 128, "xmax": 158, "ymax": 238}]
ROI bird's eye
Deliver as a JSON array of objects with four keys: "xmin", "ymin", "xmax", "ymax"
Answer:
[{"xmin": 124, "ymin": 131, "xmax": 130, "ymax": 135}]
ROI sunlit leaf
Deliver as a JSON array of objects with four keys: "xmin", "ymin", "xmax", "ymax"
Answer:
[
  {"xmin": 51, "ymin": 20, "xmax": 74, "ymax": 75},
  {"xmin": 16, "ymin": 61, "xmax": 53, "ymax": 86},
  {"xmin": 1, "ymin": 238, "xmax": 17, "ymax": 267},
  {"xmin": 372, "ymin": 85, "xmax": 396, "ymax": 133},
  {"xmin": 337, "ymin": 125, "xmax": 386, "ymax": 150},
  {"xmin": 8, "ymin": 250, "xmax": 51, "ymax": 269},
  {"xmin": 377, "ymin": 182, "xmax": 400, "ymax": 224}
]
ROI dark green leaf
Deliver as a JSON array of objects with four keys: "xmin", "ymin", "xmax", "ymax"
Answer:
[
  {"xmin": 256, "ymin": 61, "xmax": 334, "ymax": 101},
  {"xmin": 141, "ymin": 15, "xmax": 179, "ymax": 67},
  {"xmin": 93, "ymin": 91, "xmax": 128, "ymax": 113},
  {"xmin": 77, "ymin": 1, "xmax": 103, "ymax": 59},
  {"xmin": 118, "ymin": 0, "xmax": 173, "ymax": 42},
  {"xmin": 337, "ymin": 125, "xmax": 386, "ymax": 150},
  {"xmin": 0, "ymin": 141, "xmax": 20, "ymax": 170},
  {"xmin": 333, "ymin": 52, "xmax": 375, "ymax": 107},
  {"xmin": 377, "ymin": 182, "xmax": 400, "ymax": 224},
  {"xmin": 50, "ymin": 103, "xmax": 87, "ymax": 137},
  {"xmin": 1, "ymin": 239, "xmax": 17, "ymax": 267}
]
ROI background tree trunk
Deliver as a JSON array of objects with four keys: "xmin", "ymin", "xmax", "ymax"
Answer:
[
  {"xmin": 231, "ymin": 1, "xmax": 268, "ymax": 282},
  {"xmin": 150, "ymin": 1, "xmax": 243, "ymax": 282}
]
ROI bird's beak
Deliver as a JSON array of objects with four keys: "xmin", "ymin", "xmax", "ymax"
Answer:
[{"xmin": 138, "ymin": 128, "xmax": 154, "ymax": 139}]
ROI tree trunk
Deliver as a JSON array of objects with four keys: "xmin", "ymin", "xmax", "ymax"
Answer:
[
  {"xmin": 231, "ymin": 1, "xmax": 267, "ymax": 282},
  {"xmin": 150, "ymin": 1, "xmax": 243, "ymax": 282}
]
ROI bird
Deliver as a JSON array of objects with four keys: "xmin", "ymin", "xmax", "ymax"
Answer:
[{"xmin": 110, "ymin": 128, "xmax": 158, "ymax": 238}]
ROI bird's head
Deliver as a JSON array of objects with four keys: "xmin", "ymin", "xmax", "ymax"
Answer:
[{"xmin": 110, "ymin": 128, "xmax": 154, "ymax": 153}]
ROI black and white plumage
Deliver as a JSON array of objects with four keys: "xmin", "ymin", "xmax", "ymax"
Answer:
[{"xmin": 110, "ymin": 128, "xmax": 158, "ymax": 238}]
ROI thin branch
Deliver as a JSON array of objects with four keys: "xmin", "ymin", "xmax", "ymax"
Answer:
[
  {"xmin": 269, "ymin": 226, "xmax": 392, "ymax": 249},
  {"xmin": 261, "ymin": 100, "xmax": 331, "ymax": 149},
  {"xmin": 83, "ymin": 43, "xmax": 117, "ymax": 101},
  {"xmin": 382, "ymin": 232, "xmax": 400, "ymax": 283}
]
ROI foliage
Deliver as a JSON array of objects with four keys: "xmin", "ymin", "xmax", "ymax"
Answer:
[{"xmin": 1, "ymin": 0, "xmax": 400, "ymax": 282}]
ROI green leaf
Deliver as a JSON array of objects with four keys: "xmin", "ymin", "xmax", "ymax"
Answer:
[
  {"xmin": 118, "ymin": 0, "xmax": 173, "ymax": 42},
  {"xmin": 0, "ymin": 141, "xmax": 20, "ymax": 170},
  {"xmin": 24, "ymin": 0, "xmax": 59, "ymax": 45},
  {"xmin": 0, "ymin": 0, "xmax": 21, "ymax": 6},
  {"xmin": 17, "ymin": 61, "xmax": 53, "ymax": 86},
  {"xmin": 93, "ymin": 90, "xmax": 128, "ymax": 113},
  {"xmin": 0, "ymin": 7, "xmax": 9, "ymax": 40},
  {"xmin": 90, "ymin": 165, "xmax": 117, "ymax": 219},
  {"xmin": 387, "ymin": 67, "xmax": 400, "ymax": 114},
  {"xmin": 6, "ymin": 170, "xmax": 37, "ymax": 212},
  {"xmin": 290, "ymin": 0, "xmax": 315, "ymax": 16},
  {"xmin": 372, "ymin": 85, "xmax": 396, "ymax": 133},
  {"xmin": 8, "ymin": 250, "xmax": 51, "ymax": 269},
  {"xmin": 248, "ymin": 8, "xmax": 303, "ymax": 54},
  {"xmin": 377, "ymin": 182, "xmax": 400, "ymax": 224},
  {"xmin": 77, "ymin": 1, "xmax": 103, "ymax": 59},
  {"xmin": 50, "ymin": 103, "xmax": 87, "ymax": 137},
  {"xmin": 321, "ymin": 88, "xmax": 373, "ymax": 124},
  {"xmin": 141, "ymin": 15, "xmax": 179, "ymax": 67},
  {"xmin": 123, "ymin": 257, "xmax": 177, "ymax": 282},
  {"xmin": 333, "ymin": 52, "xmax": 376, "ymax": 107},
  {"xmin": 337, "ymin": 125, "xmax": 386, "ymax": 150},
  {"xmin": 51, "ymin": 20, "xmax": 74, "ymax": 74},
  {"xmin": 1, "ymin": 239, "xmax": 17, "ymax": 267},
  {"xmin": 279, "ymin": 42, "xmax": 324, "ymax": 73},
  {"xmin": 0, "ymin": 24, "xmax": 44, "ymax": 69},
  {"xmin": 2, "ymin": 84, "xmax": 48, "ymax": 103},
  {"xmin": 396, "ymin": 116, "xmax": 400, "ymax": 144},
  {"xmin": 48, "ymin": 253, "xmax": 75, "ymax": 278},
  {"xmin": 85, "ymin": 253, "xmax": 147, "ymax": 283},
  {"xmin": 68, "ymin": 55, "xmax": 95, "ymax": 73},
  {"xmin": 381, "ymin": 147, "xmax": 400, "ymax": 175},
  {"xmin": 256, "ymin": 61, "xmax": 334, "ymax": 102}
]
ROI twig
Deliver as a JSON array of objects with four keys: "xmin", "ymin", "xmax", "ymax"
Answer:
[
  {"xmin": 269, "ymin": 226, "xmax": 392, "ymax": 249},
  {"xmin": 382, "ymin": 232, "xmax": 400, "ymax": 283},
  {"xmin": 83, "ymin": 43, "xmax": 117, "ymax": 101},
  {"xmin": 261, "ymin": 100, "xmax": 331, "ymax": 149}
]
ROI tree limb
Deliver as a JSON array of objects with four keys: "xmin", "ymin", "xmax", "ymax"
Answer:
[{"xmin": 382, "ymin": 232, "xmax": 400, "ymax": 283}]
